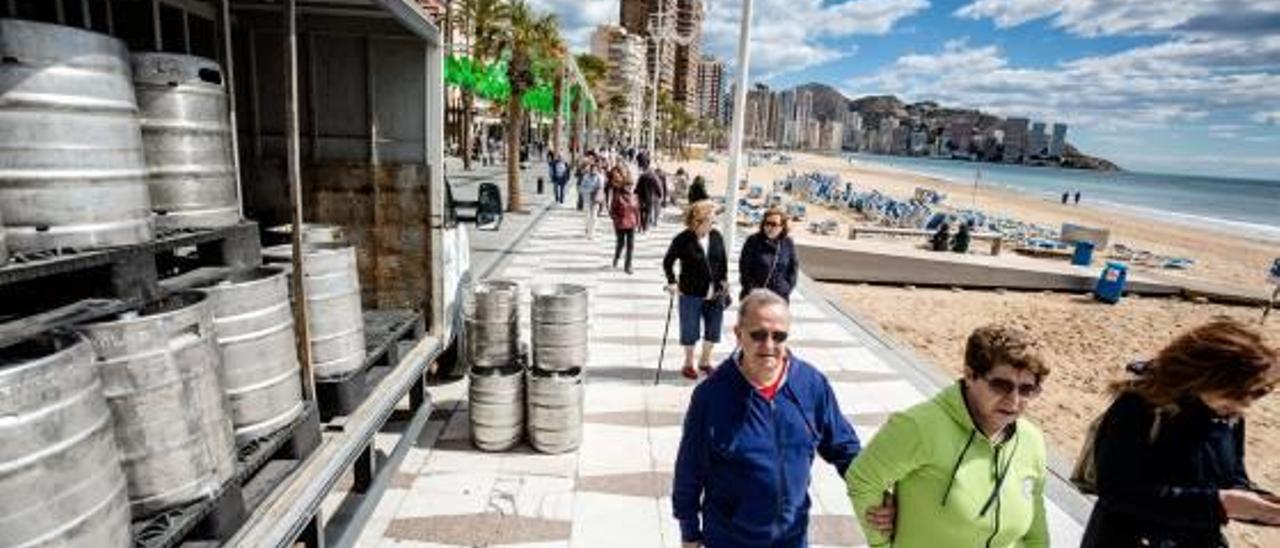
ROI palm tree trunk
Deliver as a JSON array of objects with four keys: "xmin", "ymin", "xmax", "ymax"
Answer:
[
  {"xmin": 461, "ymin": 90, "xmax": 475, "ymax": 170},
  {"xmin": 551, "ymin": 69, "xmax": 564, "ymax": 156},
  {"xmin": 505, "ymin": 94, "xmax": 524, "ymax": 212}
]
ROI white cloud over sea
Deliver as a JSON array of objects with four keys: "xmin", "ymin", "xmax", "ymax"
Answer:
[{"xmin": 954, "ymin": 0, "xmax": 1280, "ymax": 37}]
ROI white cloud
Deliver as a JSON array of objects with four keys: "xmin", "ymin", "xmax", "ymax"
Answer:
[
  {"xmin": 532, "ymin": 0, "xmax": 927, "ymax": 80},
  {"xmin": 844, "ymin": 36, "xmax": 1280, "ymax": 132},
  {"xmin": 954, "ymin": 0, "xmax": 1280, "ymax": 37},
  {"xmin": 1253, "ymin": 110, "xmax": 1280, "ymax": 125},
  {"xmin": 528, "ymin": 0, "xmax": 617, "ymax": 51}
]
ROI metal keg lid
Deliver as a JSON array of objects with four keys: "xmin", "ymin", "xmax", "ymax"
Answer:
[{"xmin": 130, "ymin": 52, "xmax": 224, "ymax": 89}]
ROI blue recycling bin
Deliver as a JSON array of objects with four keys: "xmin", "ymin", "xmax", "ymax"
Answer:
[
  {"xmin": 1071, "ymin": 241, "xmax": 1096, "ymax": 266},
  {"xmin": 1094, "ymin": 261, "xmax": 1128, "ymax": 304}
]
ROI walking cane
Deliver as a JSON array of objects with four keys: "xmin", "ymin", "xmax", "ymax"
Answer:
[{"xmin": 656, "ymin": 291, "xmax": 675, "ymax": 386}]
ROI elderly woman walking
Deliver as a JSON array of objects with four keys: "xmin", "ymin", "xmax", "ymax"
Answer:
[
  {"xmin": 663, "ymin": 201, "xmax": 730, "ymax": 380},
  {"xmin": 739, "ymin": 207, "xmax": 799, "ymax": 301},
  {"xmin": 607, "ymin": 166, "xmax": 640, "ymax": 274}
]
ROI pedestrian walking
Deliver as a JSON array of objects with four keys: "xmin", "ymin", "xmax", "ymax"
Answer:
[
  {"xmin": 1079, "ymin": 319, "xmax": 1280, "ymax": 547},
  {"xmin": 549, "ymin": 152, "xmax": 571, "ymax": 205},
  {"xmin": 1074, "ymin": 190, "xmax": 1081, "ymax": 205},
  {"xmin": 1061, "ymin": 191, "xmax": 1069, "ymax": 204},
  {"xmin": 672, "ymin": 168, "xmax": 690, "ymax": 207},
  {"xmin": 608, "ymin": 168, "xmax": 640, "ymax": 274},
  {"xmin": 847, "ymin": 325, "xmax": 1053, "ymax": 548},
  {"xmin": 673, "ymin": 289, "xmax": 866, "ymax": 547},
  {"xmin": 739, "ymin": 207, "xmax": 799, "ymax": 301},
  {"xmin": 663, "ymin": 201, "xmax": 729, "ymax": 379},
  {"xmin": 688, "ymin": 175, "xmax": 710, "ymax": 204},
  {"xmin": 636, "ymin": 156, "xmax": 663, "ymax": 232},
  {"xmin": 581, "ymin": 158, "xmax": 606, "ymax": 241}
]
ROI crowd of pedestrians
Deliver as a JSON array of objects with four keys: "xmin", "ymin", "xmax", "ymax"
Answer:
[{"xmin": 538, "ymin": 144, "xmax": 1279, "ymax": 547}]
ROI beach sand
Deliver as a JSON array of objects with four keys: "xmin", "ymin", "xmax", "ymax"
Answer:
[
  {"xmin": 666, "ymin": 151, "xmax": 1280, "ymax": 547},
  {"xmin": 669, "ymin": 151, "xmax": 1279, "ymax": 294}
]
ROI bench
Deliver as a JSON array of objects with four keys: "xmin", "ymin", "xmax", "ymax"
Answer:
[{"xmin": 847, "ymin": 225, "xmax": 1004, "ymax": 256}]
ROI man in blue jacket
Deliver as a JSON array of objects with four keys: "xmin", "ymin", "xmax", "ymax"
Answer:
[{"xmin": 672, "ymin": 289, "xmax": 862, "ymax": 547}]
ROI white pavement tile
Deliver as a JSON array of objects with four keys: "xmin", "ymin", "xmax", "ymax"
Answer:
[
  {"xmin": 577, "ymin": 423, "xmax": 657, "ymax": 476},
  {"xmin": 570, "ymin": 493, "xmax": 666, "ymax": 548}
]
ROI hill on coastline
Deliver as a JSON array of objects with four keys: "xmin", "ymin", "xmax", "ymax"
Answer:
[{"xmin": 793, "ymin": 82, "xmax": 1120, "ymax": 171}]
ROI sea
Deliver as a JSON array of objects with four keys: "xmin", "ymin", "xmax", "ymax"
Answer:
[{"xmin": 840, "ymin": 153, "xmax": 1280, "ymax": 243}]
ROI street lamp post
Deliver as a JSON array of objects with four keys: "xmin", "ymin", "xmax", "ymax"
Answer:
[
  {"xmin": 722, "ymin": 0, "xmax": 754, "ymax": 251},
  {"xmin": 647, "ymin": 7, "xmax": 665, "ymax": 157}
]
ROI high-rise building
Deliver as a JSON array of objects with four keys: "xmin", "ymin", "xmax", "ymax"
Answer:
[
  {"xmin": 1028, "ymin": 121, "xmax": 1048, "ymax": 158},
  {"xmin": 776, "ymin": 89, "xmax": 797, "ymax": 147},
  {"xmin": 695, "ymin": 55, "xmax": 724, "ymax": 121},
  {"xmin": 910, "ymin": 128, "xmax": 929, "ymax": 155},
  {"xmin": 673, "ymin": 0, "xmax": 704, "ymax": 115},
  {"xmin": 795, "ymin": 91, "xmax": 814, "ymax": 148},
  {"xmin": 1002, "ymin": 117, "xmax": 1029, "ymax": 163},
  {"xmin": 591, "ymin": 25, "xmax": 647, "ymax": 143},
  {"xmin": 744, "ymin": 84, "xmax": 774, "ymax": 147},
  {"xmin": 1049, "ymin": 123, "xmax": 1068, "ymax": 158},
  {"xmin": 621, "ymin": 0, "xmax": 678, "ymax": 104},
  {"xmin": 946, "ymin": 120, "xmax": 974, "ymax": 156},
  {"xmin": 842, "ymin": 110, "xmax": 863, "ymax": 150},
  {"xmin": 805, "ymin": 119, "xmax": 821, "ymax": 151},
  {"xmin": 821, "ymin": 121, "xmax": 843, "ymax": 151}
]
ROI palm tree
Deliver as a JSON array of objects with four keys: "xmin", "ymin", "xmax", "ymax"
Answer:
[
  {"xmin": 452, "ymin": 0, "xmax": 508, "ymax": 171},
  {"xmin": 543, "ymin": 35, "xmax": 568, "ymax": 157},
  {"xmin": 500, "ymin": 1, "xmax": 558, "ymax": 212},
  {"xmin": 572, "ymin": 53, "xmax": 606, "ymax": 154}
]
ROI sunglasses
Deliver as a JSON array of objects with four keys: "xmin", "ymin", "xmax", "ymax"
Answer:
[
  {"xmin": 982, "ymin": 376, "xmax": 1042, "ymax": 399},
  {"xmin": 763, "ymin": 221, "xmax": 782, "ymax": 228},
  {"xmin": 748, "ymin": 329, "xmax": 789, "ymax": 344},
  {"xmin": 1245, "ymin": 384, "xmax": 1275, "ymax": 400}
]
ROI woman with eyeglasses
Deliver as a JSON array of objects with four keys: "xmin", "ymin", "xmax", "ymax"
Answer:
[
  {"xmin": 1080, "ymin": 319, "xmax": 1280, "ymax": 548},
  {"xmin": 846, "ymin": 325, "xmax": 1052, "ymax": 548},
  {"xmin": 663, "ymin": 200, "xmax": 729, "ymax": 380},
  {"xmin": 739, "ymin": 207, "xmax": 798, "ymax": 302}
]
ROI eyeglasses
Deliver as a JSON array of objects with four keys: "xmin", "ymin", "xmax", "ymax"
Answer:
[
  {"xmin": 748, "ymin": 329, "xmax": 788, "ymax": 344},
  {"xmin": 763, "ymin": 221, "xmax": 781, "ymax": 228},
  {"xmin": 982, "ymin": 376, "xmax": 1042, "ymax": 399}
]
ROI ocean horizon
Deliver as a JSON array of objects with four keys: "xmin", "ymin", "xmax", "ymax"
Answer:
[{"xmin": 837, "ymin": 152, "xmax": 1280, "ymax": 243}]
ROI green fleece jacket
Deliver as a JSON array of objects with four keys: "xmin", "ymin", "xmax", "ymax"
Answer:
[{"xmin": 845, "ymin": 382, "xmax": 1049, "ymax": 548}]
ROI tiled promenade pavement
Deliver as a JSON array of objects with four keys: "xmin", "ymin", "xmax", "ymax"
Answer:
[{"xmin": 356, "ymin": 203, "xmax": 1089, "ymax": 547}]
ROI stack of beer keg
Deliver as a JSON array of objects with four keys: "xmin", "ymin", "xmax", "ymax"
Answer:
[
  {"xmin": 527, "ymin": 284, "xmax": 587, "ymax": 454},
  {"xmin": 465, "ymin": 280, "xmax": 524, "ymax": 451}
]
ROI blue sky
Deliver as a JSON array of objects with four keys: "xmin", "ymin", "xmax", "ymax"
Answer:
[{"xmin": 533, "ymin": 0, "xmax": 1280, "ymax": 180}]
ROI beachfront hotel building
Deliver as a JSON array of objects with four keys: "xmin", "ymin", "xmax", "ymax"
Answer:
[
  {"xmin": 744, "ymin": 84, "xmax": 775, "ymax": 147},
  {"xmin": 1002, "ymin": 117, "xmax": 1030, "ymax": 163},
  {"xmin": 1029, "ymin": 121, "xmax": 1049, "ymax": 158},
  {"xmin": 1049, "ymin": 123, "xmax": 1068, "ymax": 158},
  {"xmin": 672, "ymin": 0, "xmax": 704, "ymax": 115},
  {"xmin": 622, "ymin": 0, "xmax": 678, "ymax": 104},
  {"xmin": 843, "ymin": 111, "xmax": 863, "ymax": 150},
  {"xmin": 696, "ymin": 55, "xmax": 725, "ymax": 121},
  {"xmin": 591, "ymin": 25, "xmax": 647, "ymax": 144}
]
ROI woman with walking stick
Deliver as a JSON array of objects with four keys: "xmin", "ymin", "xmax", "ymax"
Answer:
[{"xmin": 663, "ymin": 201, "xmax": 729, "ymax": 380}]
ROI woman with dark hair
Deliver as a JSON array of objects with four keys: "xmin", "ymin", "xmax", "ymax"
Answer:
[
  {"xmin": 688, "ymin": 175, "xmax": 710, "ymax": 204},
  {"xmin": 1081, "ymin": 319, "xmax": 1280, "ymax": 547},
  {"xmin": 607, "ymin": 166, "xmax": 640, "ymax": 274},
  {"xmin": 739, "ymin": 207, "xmax": 799, "ymax": 301}
]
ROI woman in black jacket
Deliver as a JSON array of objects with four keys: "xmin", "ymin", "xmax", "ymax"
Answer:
[
  {"xmin": 663, "ymin": 200, "xmax": 728, "ymax": 380},
  {"xmin": 738, "ymin": 207, "xmax": 798, "ymax": 301},
  {"xmin": 1081, "ymin": 319, "xmax": 1280, "ymax": 548}
]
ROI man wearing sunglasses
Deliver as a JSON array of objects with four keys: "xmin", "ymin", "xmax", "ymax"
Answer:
[
  {"xmin": 672, "ymin": 289, "xmax": 865, "ymax": 547},
  {"xmin": 846, "ymin": 325, "xmax": 1053, "ymax": 548}
]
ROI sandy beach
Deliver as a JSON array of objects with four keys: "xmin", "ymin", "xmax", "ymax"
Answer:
[{"xmin": 667, "ymin": 150, "xmax": 1280, "ymax": 547}]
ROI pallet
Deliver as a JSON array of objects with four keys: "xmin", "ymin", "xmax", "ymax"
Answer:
[
  {"xmin": 316, "ymin": 309, "xmax": 426, "ymax": 423},
  {"xmin": 0, "ymin": 223, "xmax": 261, "ymax": 315},
  {"xmin": 130, "ymin": 403, "xmax": 322, "ymax": 548}
]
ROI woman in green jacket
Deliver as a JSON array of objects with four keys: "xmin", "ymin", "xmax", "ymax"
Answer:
[{"xmin": 846, "ymin": 325, "xmax": 1052, "ymax": 548}]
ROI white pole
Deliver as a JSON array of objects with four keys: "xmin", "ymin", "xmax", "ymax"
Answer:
[
  {"xmin": 722, "ymin": 0, "xmax": 754, "ymax": 251},
  {"xmin": 647, "ymin": 6, "xmax": 664, "ymax": 157}
]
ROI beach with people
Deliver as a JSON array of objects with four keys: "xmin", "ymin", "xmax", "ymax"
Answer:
[{"xmin": 670, "ymin": 150, "xmax": 1280, "ymax": 547}]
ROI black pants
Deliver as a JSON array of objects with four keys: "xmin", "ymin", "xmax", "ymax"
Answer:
[{"xmin": 613, "ymin": 228, "xmax": 634, "ymax": 270}]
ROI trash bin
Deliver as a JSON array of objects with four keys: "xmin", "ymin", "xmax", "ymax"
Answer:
[
  {"xmin": 1094, "ymin": 261, "xmax": 1128, "ymax": 304},
  {"xmin": 1071, "ymin": 241, "xmax": 1095, "ymax": 266}
]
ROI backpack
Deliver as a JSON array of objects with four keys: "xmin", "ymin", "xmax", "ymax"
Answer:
[{"xmin": 1071, "ymin": 401, "xmax": 1164, "ymax": 495}]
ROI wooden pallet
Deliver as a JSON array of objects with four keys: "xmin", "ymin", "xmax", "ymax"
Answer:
[
  {"xmin": 0, "ymin": 223, "xmax": 261, "ymax": 316},
  {"xmin": 130, "ymin": 403, "xmax": 322, "ymax": 548},
  {"xmin": 316, "ymin": 309, "xmax": 426, "ymax": 423}
]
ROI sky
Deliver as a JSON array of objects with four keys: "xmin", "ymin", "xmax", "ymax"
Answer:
[{"xmin": 530, "ymin": 0, "xmax": 1280, "ymax": 181}]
